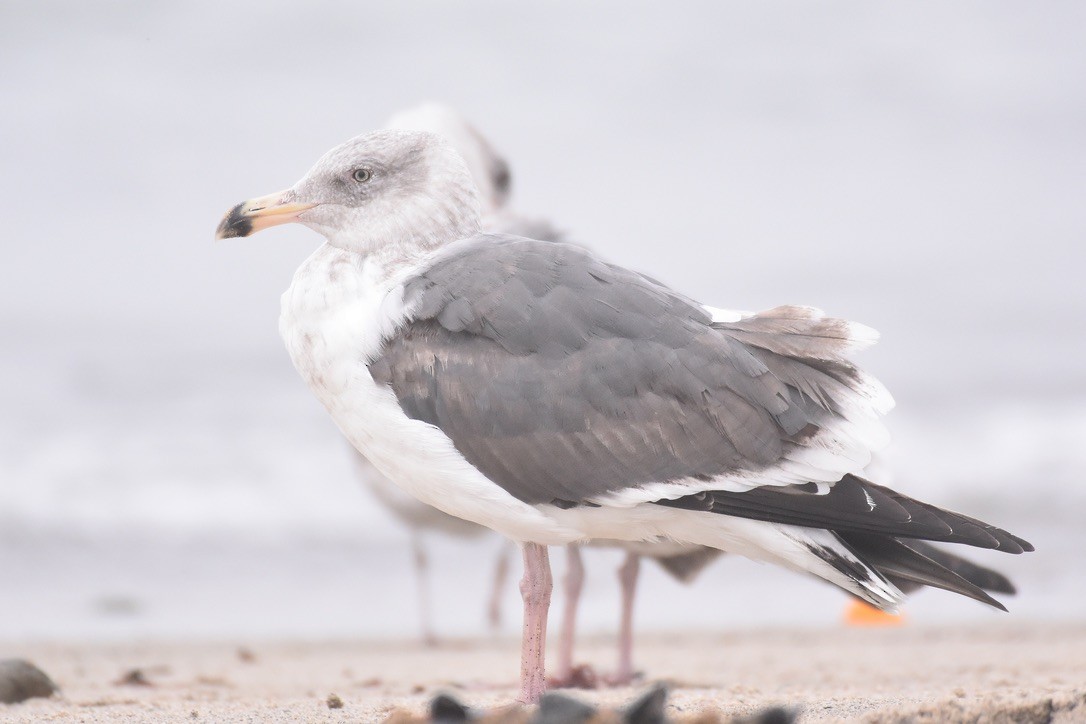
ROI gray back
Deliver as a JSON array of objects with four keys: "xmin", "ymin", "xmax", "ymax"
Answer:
[{"xmin": 370, "ymin": 235, "xmax": 855, "ymax": 506}]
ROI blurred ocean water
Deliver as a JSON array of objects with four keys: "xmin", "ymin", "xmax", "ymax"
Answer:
[
  {"xmin": 2, "ymin": 333, "xmax": 1081, "ymax": 640},
  {"xmin": 1, "ymin": 1, "xmax": 1084, "ymax": 639}
]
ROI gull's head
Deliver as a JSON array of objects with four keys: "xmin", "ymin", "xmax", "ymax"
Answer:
[
  {"xmin": 385, "ymin": 103, "xmax": 511, "ymax": 216},
  {"xmin": 215, "ymin": 130, "xmax": 482, "ymax": 254}
]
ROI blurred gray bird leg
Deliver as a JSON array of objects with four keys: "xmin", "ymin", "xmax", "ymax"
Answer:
[
  {"xmin": 551, "ymin": 543, "xmax": 722, "ymax": 689},
  {"xmin": 409, "ymin": 531, "xmax": 437, "ymax": 646},
  {"xmin": 610, "ymin": 551, "xmax": 642, "ymax": 686},
  {"xmin": 551, "ymin": 544, "xmax": 589, "ymax": 687},
  {"xmin": 353, "ymin": 450, "xmax": 492, "ymax": 644},
  {"xmin": 488, "ymin": 540, "xmax": 514, "ymax": 629}
]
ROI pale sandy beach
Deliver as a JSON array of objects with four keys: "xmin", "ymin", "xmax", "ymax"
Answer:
[{"xmin": 4, "ymin": 623, "xmax": 1084, "ymax": 722}]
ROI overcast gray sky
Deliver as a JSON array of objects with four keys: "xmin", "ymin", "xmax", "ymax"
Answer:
[{"xmin": 3, "ymin": 0, "xmax": 1084, "ymax": 404}]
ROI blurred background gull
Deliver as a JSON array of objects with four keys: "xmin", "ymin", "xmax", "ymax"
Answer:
[{"xmin": 1, "ymin": 1, "xmax": 1083, "ymax": 643}]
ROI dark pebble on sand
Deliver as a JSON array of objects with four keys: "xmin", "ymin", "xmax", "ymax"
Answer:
[{"xmin": 0, "ymin": 659, "xmax": 58, "ymax": 704}]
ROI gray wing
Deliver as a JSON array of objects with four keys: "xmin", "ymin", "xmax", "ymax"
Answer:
[
  {"xmin": 370, "ymin": 235, "xmax": 869, "ymax": 506},
  {"xmin": 372, "ymin": 236, "xmax": 1033, "ymax": 555}
]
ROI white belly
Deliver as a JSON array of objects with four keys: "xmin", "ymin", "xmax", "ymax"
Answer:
[{"xmin": 279, "ymin": 244, "xmax": 581, "ymax": 544}]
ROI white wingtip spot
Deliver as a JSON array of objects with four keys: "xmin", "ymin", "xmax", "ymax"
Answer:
[{"xmin": 862, "ymin": 487, "xmax": 877, "ymax": 511}]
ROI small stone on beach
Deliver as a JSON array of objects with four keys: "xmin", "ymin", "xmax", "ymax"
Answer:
[
  {"xmin": 114, "ymin": 668, "xmax": 154, "ymax": 687},
  {"xmin": 0, "ymin": 659, "xmax": 58, "ymax": 704}
]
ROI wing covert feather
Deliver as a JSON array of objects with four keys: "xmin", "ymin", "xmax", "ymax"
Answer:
[{"xmin": 371, "ymin": 236, "xmax": 879, "ymax": 506}]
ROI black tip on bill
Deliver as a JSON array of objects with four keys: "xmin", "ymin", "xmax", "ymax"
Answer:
[{"xmin": 216, "ymin": 202, "xmax": 253, "ymax": 239}]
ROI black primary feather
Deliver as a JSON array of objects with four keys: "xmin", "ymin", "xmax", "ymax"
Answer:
[{"xmin": 657, "ymin": 475, "xmax": 1032, "ymax": 554}]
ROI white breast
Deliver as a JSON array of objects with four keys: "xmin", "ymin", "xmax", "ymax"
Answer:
[{"xmin": 278, "ymin": 244, "xmax": 580, "ymax": 544}]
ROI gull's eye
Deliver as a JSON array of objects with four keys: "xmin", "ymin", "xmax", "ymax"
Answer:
[{"xmin": 351, "ymin": 168, "xmax": 373, "ymax": 183}]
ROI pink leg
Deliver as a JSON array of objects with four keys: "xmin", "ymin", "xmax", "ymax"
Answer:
[
  {"xmin": 553, "ymin": 544, "xmax": 584, "ymax": 682},
  {"xmin": 488, "ymin": 541, "xmax": 513, "ymax": 630},
  {"xmin": 610, "ymin": 551, "xmax": 641, "ymax": 685},
  {"xmin": 518, "ymin": 542, "xmax": 552, "ymax": 704}
]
